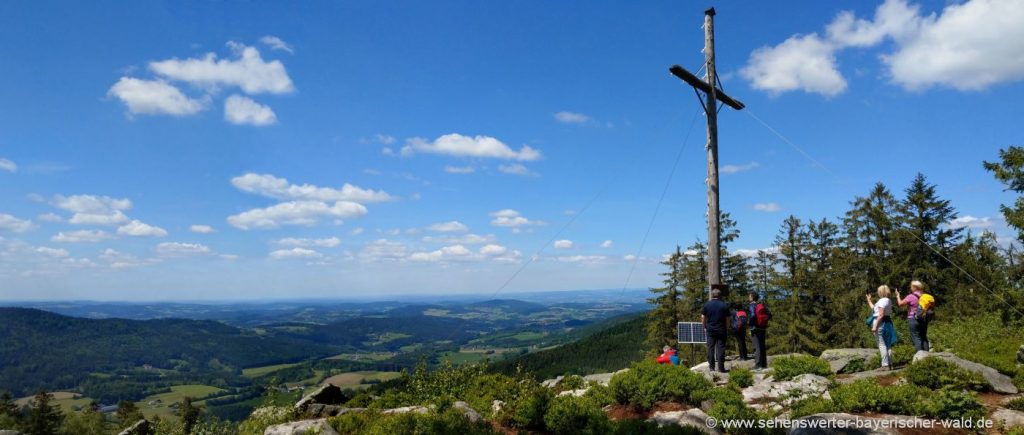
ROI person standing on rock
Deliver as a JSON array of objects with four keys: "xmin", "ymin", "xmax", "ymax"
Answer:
[
  {"xmin": 895, "ymin": 281, "xmax": 930, "ymax": 352},
  {"xmin": 866, "ymin": 285, "xmax": 898, "ymax": 370},
  {"xmin": 748, "ymin": 292, "xmax": 771, "ymax": 370},
  {"xmin": 701, "ymin": 288, "xmax": 731, "ymax": 373}
]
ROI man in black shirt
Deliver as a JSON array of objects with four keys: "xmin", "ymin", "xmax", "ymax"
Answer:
[{"xmin": 701, "ymin": 288, "xmax": 731, "ymax": 373}]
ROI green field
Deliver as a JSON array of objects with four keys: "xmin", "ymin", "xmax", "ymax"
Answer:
[
  {"xmin": 136, "ymin": 385, "xmax": 225, "ymax": 420},
  {"xmin": 285, "ymin": 370, "xmax": 326, "ymax": 388},
  {"xmin": 241, "ymin": 362, "xmax": 302, "ymax": 378},
  {"xmin": 325, "ymin": 351, "xmax": 393, "ymax": 362},
  {"xmin": 16, "ymin": 392, "xmax": 94, "ymax": 413},
  {"xmin": 322, "ymin": 371, "xmax": 401, "ymax": 390}
]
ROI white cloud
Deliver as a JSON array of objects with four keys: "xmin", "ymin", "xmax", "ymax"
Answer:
[
  {"xmin": 444, "ymin": 165, "xmax": 476, "ymax": 174},
  {"xmin": 409, "ymin": 244, "xmax": 472, "ymax": 262},
  {"xmin": 753, "ymin": 202, "xmax": 781, "ymax": 212},
  {"xmin": 189, "ymin": 224, "xmax": 215, "ymax": 234},
  {"xmin": 156, "ymin": 242, "xmax": 212, "ymax": 257},
  {"xmin": 0, "ymin": 214, "xmax": 35, "ymax": 233},
  {"xmin": 52, "ymin": 195, "xmax": 133, "ymax": 226},
  {"xmin": 381, "ymin": 147, "xmax": 395, "ymax": 156},
  {"xmin": 107, "ymin": 77, "xmax": 208, "ymax": 116},
  {"xmin": 734, "ymin": 247, "xmax": 781, "ymax": 258},
  {"xmin": 600, "ymin": 240, "xmax": 614, "ymax": 248},
  {"xmin": 401, "ymin": 134, "xmax": 541, "ymax": 161},
  {"xmin": 480, "ymin": 244, "xmax": 508, "ymax": 255},
  {"xmin": 721, "ymin": 161, "xmax": 761, "ymax": 174},
  {"xmin": 946, "ymin": 215, "xmax": 997, "ymax": 230},
  {"xmin": 275, "ymin": 237, "xmax": 341, "ymax": 248},
  {"xmin": 374, "ymin": 134, "xmax": 396, "ymax": 145},
  {"xmin": 231, "ymin": 173, "xmax": 393, "ymax": 203},
  {"xmin": 117, "ymin": 220, "xmax": 168, "ymax": 237},
  {"xmin": 741, "ymin": 34, "xmax": 847, "ymax": 96},
  {"xmin": 35, "ymin": 247, "xmax": 69, "ymax": 258},
  {"xmin": 149, "ymin": 42, "xmax": 294, "ymax": 95},
  {"xmin": 623, "ymin": 254, "xmax": 637, "ymax": 261},
  {"xmin": 69, "ymin": 210, "xmax": 130, "ymax": 226},
  {"xmin": 227, "ymin": 200, "xmax": 368, "ymax": 230},
  {"xmin": 498, "ymin": 163, "xmax": 537, "ymax": 176},
  {"xmin": 553, "ymin": 239, "xmax": 574, "ymax": 249},
  {"xmin": 884, "ymin": 0, "xmax": 1024, "ymax": 91},
  {"xmin": 358, "ymin": 239, "xmax": 409, "ymax": 262},
  {"xmin": 224, "ymin": 95, "xmax": 277, "ymax": 126},
  {"xmin": 270, "ymin": 247, "xmax": 323, "ymax": 259},
  {"xmin": 428, "ymin": 221, "xmax": 469, "ymax": 233},
  {"xmin": 259, "ymin": 35, "xmax": 294, "ymax": 54},
  {"xmin": 37, "ymin": 213, "xmax": 63, "ymax": 223},
  {"xmin": 825, "ymin": 0, "xmax": 921, "ymax": 47},
  {"xmin": 489, "ymin": 209, "xmax": 542, "ymax": 228},
  {"xmin": 554, "ymin": 111, "xmax": 591, "ymax": 124},
  {"xmin": 422, "ymin": 233, "xmax": 495, "ymax": 245},
  {"xmin": 556, "ymin": 255, "xmax": 607, "ymax": 264},
  {"xmin": 51, "ymin": 230, "xmax": 111, "ymax": 243},
  {"xmin": 99, "ymin": 248, "xmax": 151, "ymax": 269},
  {"xmin": 0, "ymin": 158, "xmax": 16, "ymax": 173}
]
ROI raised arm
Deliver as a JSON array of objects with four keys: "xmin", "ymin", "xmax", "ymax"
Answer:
[
  {"xmin": 865, "ymin": 293, "xmax": 874, "ymax": 310},
  {"xmin": 894, "ymin": 288, "xmax": 909, "ymax": 306}
]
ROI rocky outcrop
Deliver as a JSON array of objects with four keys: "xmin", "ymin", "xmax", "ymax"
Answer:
[
  {"xmin": 541, "ymin": 376, "xmax": 564, "ymax": 388},
  {"xmin": 789, "ymin": 413, "xmax": 934, "ymax": 435},
  {"xmin": 583, "ymin": 369, "xmax": 628, "ymax": 387},
  {"xmin": 648, "ymin": 408, "xmax": 722, "ymax": 435},
  {"xmin": 264, "ymin": 418, "xmax": 340, "ymax": 435},
  {"xmin": 836, "ymin": 367, "xmax": 904, "ymax": 384},
  {"xmin": 819, "ymin": 349, "xmax": 876, "ymax": 373},
  {"xmin": 557, "ymin": 388, "xmax": 589, "ymax": 397},
  {"xmin": 380, "ymin": 405, "xmax": 431, "ymax": 415},
  {"xmin": 295, "ymin": 384, "xmax": 348, "ymax": 413},
  {"xmin": 993, "ymin": 408, "xmax": 1024, "ymax": 428},
  {"xmin": 117, "ymin": 419, "xmax": 152, "ymax": 435},
  {"xmin": 453, "ymin": 401, "xmax": 482, "ymax": 423},
  {"xmin": 742, "ymin": 374, "xmax": 831, "ymax": 409},
  {"xmin": 690, "ymin": 353, "xmax": 803, "ymax": 373},
  {"xmin": 913, "ymin": 351, "xmax": 1018, "ymax": 394}
]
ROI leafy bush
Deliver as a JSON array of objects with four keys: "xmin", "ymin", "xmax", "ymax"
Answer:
[
  {"xmin": 498, "ymin": 381, "xmax": 553, "ymax": 429},
  {"xmin": 905, "ymin": 356, "xmax": 988, "ymax": 391},
  {"xmin": 728, "ymin": 367, "xmax": 754, "ymax": 389},
  {"xmin": 789, "ymin": 397, "xmax": 837, "ymax": 418},
  {"xmin": 557, "ymin": 375, "xmax": 586, "ymax": 392},
  {"xmin": 866, "ymin": 344, "xmax": 916, "ymax": 368},
  {"xmin": 582, "ymin": 384, "xmax": 614, "ymax": 407},
  {"xmin": 769, "ymin": 355, "xmax": 831, "ymax": 381},
  {"xmin": 829, "ymin": 380, "xmax": 927, "ymax": 415},
  {"xmin": 929, "ymin": 314, "xmax": 1024, "ymax": 376},
  {"xmin": 923, "ymin": 388, "xmax": 986, "ymax": 421},
  {"xmin": 329, "ymin": 408, "xmax": 497, "ymax": 435},
  {"xmin": 1005, "ymin": 396, "xmax": 1024, "ymax": 411},
  {"xmin": 838, "ymin": 358, "xmax": 868, "ymax": 374},
  {"xmin": 609, "ymin": 361, "xmax": 712, "ymax": 410},
  {"xmin": 543, "ymin": 396, "xmax": 610, "ymax": 435},
  {"xmin": 695, "ymin": 388, "xmax": 760, "ymax": 434}
]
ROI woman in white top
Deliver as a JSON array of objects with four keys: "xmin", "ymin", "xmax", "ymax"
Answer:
[{"xmin": 865, "ymin": 285, "xmax": 894, "ymax": 369}]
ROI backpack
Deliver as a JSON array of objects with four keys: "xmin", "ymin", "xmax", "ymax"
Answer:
[
  {"xmin": 752, "ymin": 303, "xmax": 771, "ymax": 328},
  {"xmin": 914, "ymin": 294, "xmax": 935, "ymax": 321},
  {"xmin": 733, "ymin": 311, "xmax": 748, "ymax": 331}
]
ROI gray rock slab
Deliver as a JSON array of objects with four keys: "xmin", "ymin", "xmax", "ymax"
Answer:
[
  {"xmin": 648, "ymin": 408, "xmax": 722, "ymax": 435},
  {"xmin": 819, "ymin": 349, "xmax": 877, "ymax": 373},
  {"xmin": 993, "ymin": 408, "xmax": 1024, "ymax": 428},
  {"xmin": 264, "ymin": 419, "xmax": 340, "ymax": 435}
]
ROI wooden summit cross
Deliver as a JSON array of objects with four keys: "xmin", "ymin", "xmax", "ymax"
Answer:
[{"xmin": 669, "ymin": 7, "xmax": 744, "ymax": 294}]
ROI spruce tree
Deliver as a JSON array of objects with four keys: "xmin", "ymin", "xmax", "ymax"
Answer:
[
  {"xmin": 178, "ymin": 397, "xmax": 200, "ymax": 435},
  {"xmin": 646, "ymin": 246, "xmax": 684, "ymax": 349},
  {"xmin": 25, "ymin": 391, "xmax": 63, "ymax": 435},
  {"xmin": 896, "ymin": 173, "xmax": 962, "ymax": 291},
  {"xmin": 984, "ymin": 146, "xmax": 1024, "ymax": 243}
]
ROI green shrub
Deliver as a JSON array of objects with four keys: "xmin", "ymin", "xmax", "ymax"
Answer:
[
  {"xmin": 237, "ymin": 406, "xmax": 297, "ymax": 435},
  {"xmin": 923, "ymin": 388, "xmax": 986, "ymax": 421},
  {"xmin": 1004, "ymin": 396, "xmax": 1024, "ymax": 411},
  {"xmin": 543, "ymin": 396, "xmax": 610, "ymax": 435},
  {"xmin": 558, "ymin": 375, "xmax": 586, "ymax": 392},
  {"xmin": 696, "ymin": 388, "xmax": 760, "ymax": 434},
  {"xmin": 770, "ymin": 355, "xmax": 831, "ymax": 381},
  {"xmin": 345, "ymin": 392, "xmax": 375, "ymax": 408},
  {"xmin": 866, "ymin": 344, "xmax": 916, "ymax": 368},
  {"xmin": 929, "ymin": 314, "xmax": 1023, "ymax": 376},
  {"xmin": 498, "ymin": 381, "xmax": 553, "ymax": 429},
  {"xmin": 1014, "ymin": 370, "xmax": 1024, "ymax": 390},
  {"xmin": 610, "ymin": 418, "xmax": 705, "ymax": 434},
  {"xmin": 728, "ymin": 367, "xmax": 754, "ymax": 389},
  {"xmin": 829, "ymin": 380, "xmax": 926, "ymax": 415},
  {"xmin": 789, "ymin": 397, "xmax": 837, "ymax": 418},
  {"xmin": 582, "ymin": 384, "xmax": 614, "ymax": 407},
  {"xmin": 905, "ymin": 356, "xmax": 989, "ymax": 391},
  {"xmin": 838, "ymin": 358, "xmax": 868, "ymax": 374},
  {"xmin": 609, "ymin": 361, "xmax": 712, "ymax": 410},
  {"xmin": 329, "ymin": 408, "xmax": 497, "ymax": 435}
]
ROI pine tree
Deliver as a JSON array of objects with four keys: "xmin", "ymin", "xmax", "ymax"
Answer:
[
  {"xmin": 678, "ymin": 240, "xmax": 709, "ymax": 320},
  {"xmin": 896, "ymin": 173, "xmax": 962, "ymax": 291},
  {"xmin": 773, "ymin": 216, "xmax": 824, "ymax": 353},
  {"xmin": 25, "ymin": 391, "xmax": 63, "ymax": 435},
  {"xmin": 646, "ymin": 246, "xmax": 684, "ymax": 349},
  {"xmin": 984, "ymin": 146, "xmax": 1024, "ymax": 244},
  {"xmin": 178, "ymin": 397, "xmax": 201, "ymax": 435}
]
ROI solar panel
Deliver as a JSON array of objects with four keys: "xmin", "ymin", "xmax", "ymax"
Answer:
[{"xmin": 677, "ymin": 322, "xmax": 707, "ymax": 344}]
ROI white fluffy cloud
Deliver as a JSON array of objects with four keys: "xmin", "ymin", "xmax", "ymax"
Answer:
[
  {"xmin": 224, "ymin": 95, "xmax": 277, "ymax": 126},
  {"xmin": 107, "ymin": 78, "xmax": 207, "ymax": 116},
  {"xmin": 553, "ymin": 111, "xmax": 591, "ymax": 124},
  {"xmin": 227, "ymin": 201, "xmax": 367, "ymax": 230},
  {"xmin": 422, "ymin": 233, "xmax": 495, "ymax": 245},
  {"xmin": 149, "ymin": 42, "xmax": 294, "ymax": 95},
  {"xmin": 0, "ymin": 214, "xmax": 35, "ymax": 233},
  {"xmin": 117, "ymin": 220, "xmax": 168, "ymax": 237},
  {"xmin": 444, "ymin": 165, "xmax": 476, "ymax": 174},
  {"xmin": 275, "ymin": 237, "xmax": 341, "ymax": 248},
  {"xmin": 946, "ymin": 215, "xmax": 997, "ymax": 230},
  {"xmin": 408, "ymin": 244, "xmax": 472, "ymax": 262},
  {"xmin": 52, "ymin": 194, "xmax": 133, "ymax": 226},
  {"xmin": 753, "ymin": 202, "xmax": 782, "ymax": 212},
  {"xmin": 156, "ymin": 242, "xmax": 212, "ymax": 257},
  {"xmin": 721, "ymin": 162, "xmax": 761, "ymax": 175},
  {"xmin": 270, "ymin": 247, "xmax": 323, "ymax": 259},
  {"xmin": 489, "ymin": 209, "xmax": 541, "ymax": 228},
  {"xmin": 51, "ymin": 230, "xmax": 111, "ymax": 243},
  {"xmin": 0, "ymin": 158, "xmax": 16, "ymax": 173},
  {"xmin": 600, "ymin": 240, "xmax": 614, "ymax": 248},
  {"xmin": 498, "ymin": 163, "xmax": 536, "ymax": 176},
  {"xmin": 36, "ymin": 246, "xmax": 69, "ymax": 258},
  {"xmin": 402, "ymin": 134, "xmax": 541, "ymax": 161},
  {"xmin": 743, "ymin": 0, "xmax": 1024, "ymax": 95},
  {"xmin": 428, "ymin": 221, "xmax": 469, "ymax": 233},
  {"xmin": 231, "ymin": 173, "xmax": 393, "ymax": 203},
  {"xmin": 553, "ymin": 239, "xmax": 574, "ymax": 249},
  {"xmin": 259, "ymin": 35, "xmax": 294, "ymax": 54},
  {"xmin": 190, "ymin": 224, "xmax": 215, "ymax": 234},
  {"xmin": 479, "ymin": 244, "xmax": 508, "ymax": 255}
]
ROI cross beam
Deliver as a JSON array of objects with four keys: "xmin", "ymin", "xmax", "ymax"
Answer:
[{"xmin": 669, "ymin": 65, "xmax": 745, "ymax": 110}]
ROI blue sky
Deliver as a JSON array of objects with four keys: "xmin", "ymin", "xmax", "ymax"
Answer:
[{"xmin": 1, "ymin": 0, "xmax": 1022, "ymax": 300}]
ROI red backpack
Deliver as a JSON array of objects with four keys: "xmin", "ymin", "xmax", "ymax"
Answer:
[
  {"xmin": 733, "ymin": 310, "xmax": 748, "ymax": 331},
  {"xmin": 753, "ymin": 303, "xmax": 771, "ymax": 328}
]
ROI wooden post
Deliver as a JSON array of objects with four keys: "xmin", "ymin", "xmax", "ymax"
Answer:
[{"xmin": 703, "ymin": 8, "xmax": 722, "ymax": 289}]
